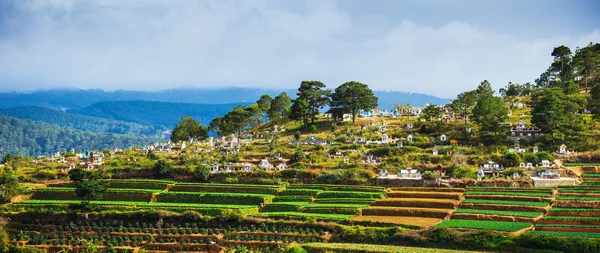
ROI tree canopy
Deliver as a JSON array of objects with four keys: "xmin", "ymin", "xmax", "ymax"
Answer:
[
  {"xmin": 170, "ymin": 116, "xmax": 208, "ymax": 143},
  {"xmin": 330, "ymin": 81, "xmax": 378, "ymax": 123}
]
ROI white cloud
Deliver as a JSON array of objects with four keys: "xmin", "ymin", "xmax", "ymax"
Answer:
[{"xmin": 0, "ymin": 0, "xmax": 598, "ymax": 97}]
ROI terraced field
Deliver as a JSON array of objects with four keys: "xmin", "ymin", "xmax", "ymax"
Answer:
[
  {"xmin": 436, "ymin": 187, "xmax": 553, "ymax": 233},
  {"xmin": 530, "ymin": 173, "xmax": 600, "ymax": 238},
  {"xmin": 256, "ymin": 184, "xmax": 385, "ymax": 222},
  {"xmin": 358, "ymin": 187, "xmax": 463, "ymax": 227}
]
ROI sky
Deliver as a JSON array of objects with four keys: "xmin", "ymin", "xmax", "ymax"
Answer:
[{"xmin": 0, "ymin": 0, "xmax": 599, "ymax": 98}]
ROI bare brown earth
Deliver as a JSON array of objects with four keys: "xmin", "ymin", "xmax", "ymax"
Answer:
[
  {"xmin": 350, "ymin": 215, "xmax": 443, "ymax": 227},
  {"xmin": 450, "ymin": 213, "xmax": 539, "ymax": 223},
  {"xmin": 371, "ymin": 198, "xmax": 458, "ymax": 209},
  {"xmin": 361, "ymin": 206, "xmax": 453, "ymax": 218},
  {"xmin": 554, "ymin": 200, "xmax": 600, "ymax": 209},
  {"xmin": 535, "ymin": 226, "xmax": 600, "ymax": 233},
  {"xmin": 386, "ymin": 191, "xmax": 462, "ymax": 200},
  {"xmin": 537, "ymin": 219, "xmax": 600, "ymax": 226}
]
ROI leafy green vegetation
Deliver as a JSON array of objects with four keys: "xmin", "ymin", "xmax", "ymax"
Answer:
[
  {"xmin": 465, "ymin": 191, "xmax": 553, "ymax": 197},
  {"xmin": 462, "ymin": 199, "xmax": 549, "ymax": 207},
  {"xmin": 437, "ymin": 220, "xmax": 531, "ymax": 232},
  {"xmin": 454, "ymin": 209, "xmax": 543, "ymax": 218},
  {"xmin": 526, "ymin": 231, "xmax": 600, "ymax": 238}
]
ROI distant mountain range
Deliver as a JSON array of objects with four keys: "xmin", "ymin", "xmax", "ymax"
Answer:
[
  {"xmin": 0, "ymin": 87, "xmax": 450, "ymax": 156},
  {"xmin": 0, "ymin": 88, "xmax": 451, "ymax": 110},
  {"xmin": 74, "ymin": 101, "xmax": 251, "ymax": 127},
  {"xmin": 0, "ymin": 116, "xmax": 161, "ymax": 157}
]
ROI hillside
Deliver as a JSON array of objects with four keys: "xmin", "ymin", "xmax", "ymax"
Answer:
[
  {"xmin": 73, "ymin": 101, "xmax": 252, "ymax": 127},
  {"xmin": 0, "ymin": 116, "xmax": 160, "ymax": 156},
  {"xmin": 0, "ymin": 106, "xmax": 167, "ymax": 137}
]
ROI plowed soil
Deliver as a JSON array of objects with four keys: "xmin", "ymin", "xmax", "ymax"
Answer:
[
  {"xmin": 350, "ymin": 215, "xmax": 444, "ymax": 227},
  {"xmin": 361, "ymin": 206, "xmax": 453, "ymax": 218},
  {"xmin": 386, "ymin": 191, "xmax": 462, "ymax": 200},
  {"xmin": 372, "ymin": 198, "xmax": 458, "ymax": 209},
  {"xmin": 450, "ymin": 213, "xmax": 537, "ymax": 223}
]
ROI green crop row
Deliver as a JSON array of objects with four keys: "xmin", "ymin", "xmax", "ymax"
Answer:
[
  {"xmin": 316, "ymin": 191, "xmax": 384, "ymax": 199},
  {"xmin": 272, "ymin": 196, "xmax": 314, "ymax": 202},
  {"xmin": 156, "ymin": 192, "xmax": 273, "ymax": 205},
  {"xmin": 466, "ymin": 187, "xmax": 554, "ymax": 192},
  {"xmin": 526, "ymin": 231, "xmax": 600, "ymax": 238},
  {"xmin": 31, "ymin": 190, "xmax": 154, "ymax": 202},
  {"xmin": 536, "ymin": 224, "xmax": 600, "ymax": 228},
  {"xmin": 550, "ymin": 208, "xmax": 600, "ymax": 212},
  {"xmin": 278, "ymin": 189, "xmax": 322, "ymax": 197},
  {"xmin": 557, "ymin": 196, "xmax": 600, "ymax": 201},
  {"xmin": 582, "ymin": 174, "xmax": 600, "ymax": 178},
  {"xmin": 261, "ymin": 203, "xmax": 306, "ymax": 212},
  {"xmin": 254, "ymin": 212, "xmax": 354, "ymax": 222},
  {"xmin": 18, "ymin": 199, "xmax": 258, "ymax": 209},
  {"xmin": 303, "ymin": 207, "xmax": 358, "ymax": 215},
  {"xmin": 465, "ymin": 191, "xmax": 553, "ymax": 198},
  {"xmin": 559, "ymin": 189, "xmax": 600, "ymax": 193},
  {"xmin": 437, "ymin": 219, "xmax": 531, "ymax": 232},
  {"xmin": 462, "ymin": 199, "xmax": 549, "ymax": 207},
  {"xmin": 313, "ymin": 198, "xmax": 376, "ymax": 204},
  {"xmin": 307, "ymin": 203, "xmax": 370, "ymax": 209},
  {"xmin": 303, "ymin": 243, "xmax": 485, "ymax": 253},
  {"xmin": 169, "ymin": 184, "xmax": 281, "ymax": 195},
  {"xmin": 542, "ymin": 216, "xmax": 600, "ymax": 221},
  {"xmin": 326, "ymin": 186, "xmax": 386, "ymax": 192},
  {"xmin": 286, "ymin": 184, "xmax": 384, "ymax": 191},
  {"xmin": 110, "ymin": 179, "xmax": 177, "ymax": 184},
  {"xmin": 453, "ymin": 209, "xmax": 543, "ymax": 218},
  {"xmin": 564, "ymin": 163, "xmax": 600, "ymax": 167},
  {"xmin": 175, "ymin": 182, "xmax": 282, "ymax": 188},
  {"xmin": 35, "ymin": 187, "xmax": 161, "ymax": 193}
]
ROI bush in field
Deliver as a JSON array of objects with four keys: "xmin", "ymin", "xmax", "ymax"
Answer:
[
  {"xmin": 153, "ymin": 160, "xmax": 172, "ymax": 177},
  {"xmin": 194, "ymin": 164, "xmax": 210, "ymax": 181},
  {"xmin": 284, "ymin": 245, "xmax": 307, "ymax": 253},
  {"xmin": 451, "ymin": 166, "xmax": 477, "ymax": 179},
  {"xmin": 426, "ymin": 227, "xmax": 459, "ymax": 244},
  {"xmin": 290, "ymin": 151, "xmax": 305, "ymax": 164},
  {"xmin": 422, "ymin": 171, "xmax": 440, "ymax": 180},
  {"xmin": 0, "ymin": 169, "xmax": 20, "ymax": 203}
]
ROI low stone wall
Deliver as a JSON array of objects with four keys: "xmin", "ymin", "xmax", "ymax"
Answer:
[
  {"xmin": 376, "ymin": 178, "xmax": 423, "ymax": 187},
  {"xmin": 532, "ymin": 177, "xmax": 578, "ymax": 187}
]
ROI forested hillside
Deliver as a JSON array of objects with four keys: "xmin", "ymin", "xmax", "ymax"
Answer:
[
  {"xmin": 0, "ymin": 116, "xmax": 160, "ymax": 156},
  {"xmin": 0, "ymin": 106, "xmax": 167, "ymax": 137},
  {"xmin": 74, "ymin": 101, "xmax": 252, "ymax": 126},
  {"xmin": 0, "ymin": 88, "xmax": 449, "ymax": 110}
]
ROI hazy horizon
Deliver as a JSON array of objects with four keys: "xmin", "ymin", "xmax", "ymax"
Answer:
[{"xmin": 1, "ymin": 0, "xmax": 599, "ymax": 97}]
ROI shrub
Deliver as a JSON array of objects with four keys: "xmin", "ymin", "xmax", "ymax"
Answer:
[
  {"xmin": 193, "ymin": 165, "xmax": 211, "ymax": 181},
  {"xmin": 153, "ymin": 160, "xmax": 172, "ymax": 177}
]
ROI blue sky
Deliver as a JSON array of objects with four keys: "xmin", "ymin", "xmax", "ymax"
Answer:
[{"xmin": 0, "ymin": 0, "xmax": 599, "ymax": 97}]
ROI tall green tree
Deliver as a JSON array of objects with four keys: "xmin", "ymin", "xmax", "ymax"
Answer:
[
  {"xmin": 452, "ymin": 90, "xmax": 477, "ymax": 126},
  {"xmin": 420, "ymin": 104, "xmax": 442, "ymax": 123},
  {"xmin": 295, "ymin": 81, "xmax": 331, "ymax": 124},
  {"xmin": 69, "ymin": 169, "xmax": 108, "ymax": 219},
  {"xmin": 330, "ymin": 81, "xmax": 378, "ymax": 123},
  {"xmin": 289, "ymin": 98, "xmax": 311, "ymax": 127},
  {"xmin": 170, "ymin": 116, "xmax": 208, "ymax": 142},
  {"xmin": 531, "ymin": 87, "xmax": 587, "ymax": 146},
  {"xmin": 476, "ymin": 80, "xmax": 494, "ymax": 97},
  {"xmin": 590, "ymin": 83, "xmax": 600, "ymax": 121},
  {"xmin": 268, "ymin": 92, "xmax": 292, "ymax": 121},
  {"xmin": 472, "ymin": 94, "xmax": 508, "ymax": 143},
  {"xmin": 256, "ymin": 94, "xmax": 273, "ymax": 120}
]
